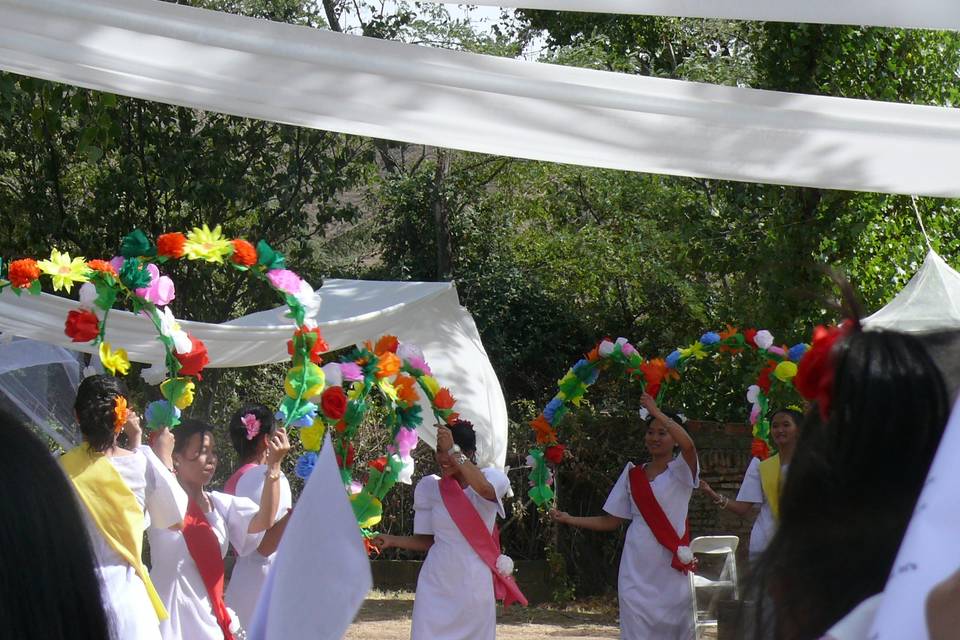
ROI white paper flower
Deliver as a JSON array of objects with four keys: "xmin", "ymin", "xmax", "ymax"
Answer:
[
  {"xmin": 140, "ymin": 363, "xmax": 168, "ymax": 386},
  {"xmin": 397, "ymin": 454, "xmax": 415, "ymax": 485},
  {"xmin": 676, "ymin": 545, "xmax": 694, "ymax": 565},
  {"xmin": 397, "ymin": 342, "xmax": 425, "ymax": 365},
  {"xmin": 322, "ymin": 362, "xmax": 343, "ymax": 388},
  {"xmin": 615, "ymin": 337, "xmax": 629, "ymax": 347},
  {"xmin": 294, "ymin": 279, "xmax": 321, "ymax": 321},
  {"xmin": 78, "ymin": 282, "xmax": 98, "ymax": 308},
  {"xmin": 638, "ymin": 407, "xmax": 650, "ymax": 420},
  {"xmin": 755, "ymin": 330, "xmax": 774, "ymax": 350},
  {"xmin": 495, "ymin": 554, "xmax": 515, "ymax": 577},
  {"xmin": 525, "ymin": 454, "xmax": 536, "ymax": 468},
  {"xmin": 746, "ymin": 384, "xmax": 761, "ymax": 404},
  {"xmin": 598, "ymin": 340, "xmax": 615, "ymax": 357},
  {"xmin": 157, "ymin": 307, "xmax": 192, "ymax": 354}
]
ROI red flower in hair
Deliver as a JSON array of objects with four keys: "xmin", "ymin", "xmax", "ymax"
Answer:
[
  {"xmin": 64, "ymin": 309, "xmax": 100, "ymax": 343},
  {"xmin": 794, "ymin": 321, "xmax": 853, "ymax": 420}
]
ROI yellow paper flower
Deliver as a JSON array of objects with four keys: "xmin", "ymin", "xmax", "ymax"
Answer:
[
  {"xmin": 378, "ymin": 379, "xmax": 398, "ymax": 402},
  {"xmin": 300, "ymin": 420, "xmax": 325, "ymax": 450},
  {"xmin": 420, "ymin": 375, "xmax": 440, "ymax": 396},
  {"xmin": 351, "ymin": 494, "xmax": 383, "ymax": 529},
  {"xmin": 183, "ymin": 224, "xmax": 233, "ymax": 263},
  {"xmin": 773, "ymin": 361, "xmax": 798, "ymax": 382},
  {"xmin": 36, "ymin": 248, "xmax": 89, "ymax": 292},
  {"xmin": 160, "ymin": 378, "xmax": 195, "ymax": 409},
  {"xmin": 347, "ymin": 381, "xmax": 365, "ymax": 401},
  {"xmin": 99, "ymin": 342, "xmax": 130, "ymax": 376},
  {"xmin": 679, "ymin": 341, "xmax": 708, "ymax": 360}
]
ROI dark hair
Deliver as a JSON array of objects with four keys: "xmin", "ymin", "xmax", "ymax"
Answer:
[
  {"xmin": 0, "ymin": 411, "xmax": 111, "ymax": 639},
  {"xmin": 644, "ymin": 409, "xmax": 685, "ymax": 429},
  {"xmin": 449, "ymin": 419, "xmax": 477, "ymax": 454},
  {"xmin": 74, "ymin": 375, "xmax": 128, "ymax": 453},
  {"xmin": 227, "ymin": 404, "xmax": 276, "ymax": 462},
  {"xmin": 173, "ymin": 418, "xmax": 216, "ymax": 458},
  {"xmin": 750, "ymin": 329, "xmax": 949, "ymax": 640},
  {"xmin": 770, "ymin": 407, "xmax": 804, "ymax": 428}
]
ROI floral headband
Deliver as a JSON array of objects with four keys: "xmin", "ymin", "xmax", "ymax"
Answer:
[
  {"xmin": 242, "ymin": 413, "xmax": 262, "ymax": 440},
  {"xmin": 113, "ymin": 395, "xmax": 128, "ymax": 434},
  {"xmin": 794, "ymin": 319, "xmax": 855, "ymax": 420}
]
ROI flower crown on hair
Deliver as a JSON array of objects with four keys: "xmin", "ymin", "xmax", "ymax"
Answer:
[
  {"xmin": 241, "ymin": 413, "xmax": 262, "ymax": 440},
  {"xmin": 113, "ymin": 396, "xmax": 128, "ymax": 434},
  {"xmin": 794, "ymin": 319, "xmax": 856, "ymax": 420}
]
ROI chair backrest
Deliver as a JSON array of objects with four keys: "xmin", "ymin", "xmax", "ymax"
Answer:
[{"xmin": 690, "ymin": 535, "xmax": 739, "ymax": 555}]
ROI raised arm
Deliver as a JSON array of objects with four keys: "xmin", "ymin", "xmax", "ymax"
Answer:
[
  {"xmin": 248, "ymin": 428, "xmax": 291, "ymax": 534},
  {"xmin": 437, "ymin": 425, "xmax": 497, "ymax": 501},
  {"xmin": 641, "ymin": 393, "xmax": 697, "ymax": 481}
]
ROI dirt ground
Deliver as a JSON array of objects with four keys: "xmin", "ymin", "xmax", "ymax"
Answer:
[{"xmin": 345, "ymin": 591, "xmax": 718, "ymax": 639}]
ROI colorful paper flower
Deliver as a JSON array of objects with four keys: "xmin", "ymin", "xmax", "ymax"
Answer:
[
  {"xmin": 266, "ymin": 269, "xmax": 303, "ymax": 295},
  {"xmin": 230, "ymin": 239, "xmax": 257, "ymax": 267},
  {"xmin": 598, "ymin": 340, "xmax": 615, "ymax": 357},
  {"xmin": 7, "ymin": 258, "xmax": 41, "ymax": 288},
  {"xmin": 295, "ymin": 452, "xmax": 318, "ymax": 479},
  {"xmin": 86, "ymin": 259, "xmax": 117, "ymax": 276},
  {"xmin": 751, "ymin": 438, "xmax": 770, "ymax": 460},
  {"xmin": 160, "ymin": 377, "xmax": 195, "ymax": 409},
  {"xmin": 795, "ymin": 322, "xmax": 853, "ymax": 420},
  {"xmin": 118, "ymin": 258, "xmax": 153, "ymax": 290},
  {"xmin": 135, "ymin": 263, "xmax": 175, "ymax": 306},
  {"xmin": 543, "ymin": 397, "xmax": 564, "ymax": 425},
  {"xmin": 174, "ymin": 334, "xmax": 209, "ymax": 379},
  {"xmin": 773, "ymin": 361, "xmax": 798, "ymax": 382},
  {"xmin": 545, "ymin": 444, "xmax": 566, "ymax": 465},
  {"xmin": 755, "ymin": 330, "xmax": 775, "ymax": 350},
  {"xmin": 321, "ymin": 362, "xmax": 343, "ymax": 388},
  {"xmin": 665, "ymin": 350, "xmax": 682, "ymax": 369},
  {"xmin": 374, "ymin": 335, "xmax": 399, "ymax": 356},
  {"xmin": 394, "ymin": 374, "xmax": 419, "ymax": 406},
  {"xmin": 395, "ymin": 427, "xmax": 419, "ymax": 459},
  {"xmin": 340, "ymin": 362, "xmax": 364, "ymax": 383},
  {"xmin": 120, "ymin": 230, "xmax": 155, "ymax": 259},
  {"xmin": 183, "ymin": 224, "xmax": 233, "ymax": 262},
  {"xmin": 78, "ymin": 282, "xmax": 98, "ymax": 308},
  {"xmin": 419, "ymin": 375, "xmax": 440, "ymax": 397},
  {"xmin": 531, "ymin": 414, "xmax": 557, "ymax": 445},
  {"xmin": 368, "ymin": 456, "xmax": 388, "ymax": 473},
  {"xmin": 433, "ymin": 388, "xmax": 456, "ymax": 411},
  {"xmin": 376, "ymin": 352, "xmax": 401, "ymax": 379},
  {"xmin": 744, "ymin": 328, "xmax": 758, "ymax": 348},
  {"xmin": 320, "ymin": 386, "xmax": 348, "ymax": 420},
  {"xmin": 157, "ymin": 307, "xmax": 192, "ymax": 354},
  {"xmin": 37, "ymin": 249, "xmax": 89, "ymax": 292},
  {"xmin": 145, "ymin": 400, "xmax": 181, "ymax": 429},
  {"xmin": 679, "ymin": 341, "xmax": 708, "ymax": 360},
  {"xmin": 99, "ymin": 342, "xmax": 130, "ymax": 376},
  {"xmin": 746, "ymin": 384, "xmax": 761, "ymax": 404},
  {"xmin": 113, "ymin": 395, "xmax": 128, "ymax": 434},
  {"xmin": 300, "ymin": 421, "xmax": 325, "ymax": 451},
  {"xmin": 287, "ymin": 326, "xmax": 329, "ymax": 365},
  {"xmin": 64, "ymin": 308, "xmax": 100, "ymax": 343},
  {"xmin": 293, "ymin": 280, "xmax": 320, "ymax": 321},
  {"xmin": 700, "ymin": 331, "xmax": 721, "ymax": 345},
  {"xmin": 788, "ymin": 343, "xmax": 809, "ymax": 362},
  {"xmin": 156, "ymin": 232, "xmax": 187, "ymax": 259}
]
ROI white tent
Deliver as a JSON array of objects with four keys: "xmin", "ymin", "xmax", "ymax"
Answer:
[
  {"xmin": 0, "ymin": 279, "xmax": 508, "ymax": 468},
  {"xmin": 863, "ymin": 250, "xmax": 960, "ymax": 333}
]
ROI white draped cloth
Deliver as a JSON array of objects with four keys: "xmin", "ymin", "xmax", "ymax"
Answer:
[{"xmin": 2, "ymin": 0, "xmax": 960, "ymax": 196}]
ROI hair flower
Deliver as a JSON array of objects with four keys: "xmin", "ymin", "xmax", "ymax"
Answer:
[
  {"xmin": 113, "ymin": 395, "xmax": 128, "ymax": 434},
  {"xmin": 241, "ymin": 413, "xmax": 262, "ymax": 440},
  {"xmin": 794, "ymin": 321, "xmax": 854, "ymax": 420}
]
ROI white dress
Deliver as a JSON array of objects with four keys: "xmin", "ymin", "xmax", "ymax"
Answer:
[
  {"xmin": 149, "ymin": 491, "xmax": 263, "ymax": 640},
  {"xmin": 224, "ymin": 466, "xmax": 292, "ymax": 629},
  {"xmin": 603, "ymin": 457, "xmax": 699, "ymax": 640},
  {"xmin": 410, "ymin": 467, "xmax": 511, "ymax": 640},
  {"xmin": 736, "ymin": 457, "xmax": 790, "ymax": 561},
  {"xmin": 78, "ymin": 446, "xmax": 188, "ymax": 640}
]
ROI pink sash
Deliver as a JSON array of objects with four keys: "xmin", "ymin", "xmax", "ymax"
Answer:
[
  {"xmin": 629, "ymin": 465, "xmax": 693, "ymax": 574},
  {"xmin": 438, "ymin": 476, "xmax": 528, "ymax": 607},
  {"xmin": 224, "ymin": 463, "xmax": 257, "ymax": 496}
]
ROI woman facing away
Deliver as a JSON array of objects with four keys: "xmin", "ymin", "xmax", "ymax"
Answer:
[
  {"xmin": 0, "ymin": 409, "xmax": 111, "ymax": 640},
  {"xmin": 148, "ymin": 418, "xmax": 290, "ymax": 640},
  {"xmin": 749, "ymin": 322, "xmax": 950, "ymax": 640},
  {"xmin": 551, "ymin": 392, "xmax": 699, "ymax": 640},
  {"xmin": 700, "ymin": 408, "xmax": 803, "ymax": 563},
  {"xmin": 374, "ymin": 419, "xmax": 523, "ymax": 640},
  {"xmin": 61, "ymin": 374, "xmax": 186, "ymax": 640},
  {"xmin": 223, "ymin": 404, "xmax": 294, "ymax": 629}
]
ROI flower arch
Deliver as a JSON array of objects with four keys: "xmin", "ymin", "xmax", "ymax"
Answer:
[{"xmin": 526, "ymin": 327, "xmax": 808, "ymax": 506}]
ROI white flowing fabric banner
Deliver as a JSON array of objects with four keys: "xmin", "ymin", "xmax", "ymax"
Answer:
[
  {"xmin": 0, "ymin": 279, "xmax": 509, "ymax": 468},
  {"xmin": 436, "ymin": 0, "xmax": 960, "ymax": 31},
  {"xmin": 2, "ymin": 0, "xmax": 960, "ymax": 197}
]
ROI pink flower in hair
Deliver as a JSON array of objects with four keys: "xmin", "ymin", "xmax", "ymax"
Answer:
[{"xmin": 242, "ymin": 413, "xmax": 262, "ymax": 440}]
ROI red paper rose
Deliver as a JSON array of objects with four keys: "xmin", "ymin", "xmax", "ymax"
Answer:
[
  {"xmin": 157, "ymin": 232, "xmax": 186, "ymax": 259},
  {"xmin": 545, "ymin": 444, "xmax": 566, "ymax": 465},
  {"xmin": 174, "ymin": 334, "xmax": 209, "ymax": 379},
  {"xmin": 368, "ymin": 456, "xmax": 388, "ymax": 473},
  {"xmin": 230, "ymin": 239, "xmax": 257, "ymax": 267},
  {"xmin": 336, "ymin": 443, "xmax": 356, "ymax": 468},
  {"xmin": 64, "ymin": 309, "xmax": 100, "ymax": 343},
  {"xmin": 751, "ymin": 438, "xmax": 770, "ymax": 460},
  {"xmin": 8, "ymin": 258, "xmax": 40, "ymax": 288},
  {"xmin": 744, "ymin": 328, "xmax": 758, "ymax": 348},
  {"xmin": 320, "ymin": 386, "xmax": 347, "ymax": 420},
  {"xmin": 757, "ymin": 361, "xmax": 775, "ymax": 393}
]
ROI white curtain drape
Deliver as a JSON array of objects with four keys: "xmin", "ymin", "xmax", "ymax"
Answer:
[
  {"xmin": 2, "ymin": 0, "xmax": 960, "ymax": 197},
  {"xmin": 437, "ymin": 0, "xmax": 960, "ymax": 31},
  {"xmin": 0, "ymin": 279, "xmax": 509, "ymax": 468}
]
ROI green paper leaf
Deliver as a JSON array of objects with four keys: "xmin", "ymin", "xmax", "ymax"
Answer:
[
  {"xmin": 256, "ymin": 240, "xmax": 286, "ymax": 271},
  {"xmin": 120, "ymin": 229, "xmax": 155, "ymax": 258},
  {"xmin": 28, "ymin": 280, "xmax": 41, "ymax": 295}
]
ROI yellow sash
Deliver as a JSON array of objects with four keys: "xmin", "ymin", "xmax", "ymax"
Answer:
[
  {"xmin": 758, "ymin": 454, "xmax": 782, "ymax": 522},
  {"xmin": 61, "ymin": 444, "xmax": 168, "ymax": 621}
]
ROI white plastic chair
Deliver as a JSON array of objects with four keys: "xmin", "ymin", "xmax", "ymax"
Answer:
[{"xmin": 689, "ymin": 535, "xmax": 740, "ymax": 640}]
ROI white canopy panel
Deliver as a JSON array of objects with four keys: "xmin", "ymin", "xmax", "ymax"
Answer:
[
  {"xmin": 863, "ymin": 251, "xmax": 960, "ymax": 333},
  {"xmin": 2, "ymin": 0, "xmax": 960, "ymax": 196},
  {"xmin": 0, "ymin": 279, "xmax": 509, "ymax": 468}
]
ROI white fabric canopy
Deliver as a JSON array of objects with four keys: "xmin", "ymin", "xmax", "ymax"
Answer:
[
  {"xmin": 3, "ymin": 0, "xmax": 960, "ymax": 197},
  {"xmin": 863, "ymin": 250, "xmax": 960, "ymax": 333},
  {"xmin": 0, "ymin": 279, "xmax": 508, "ymax": 468},
  {"xmin": 439, "ymin": 0, "xmax": 960, "ymax": 31}
]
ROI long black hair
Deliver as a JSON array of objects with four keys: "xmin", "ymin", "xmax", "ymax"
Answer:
[
  {"xmin": 74, "ymin": 374, "xmax": 128, "ymax": 453},
  {"xmin": 0, "ymin": 411, "xmax": 111, "ymax": 639},
  {"xmin": 749, "ymin": 328, "xmax": 949, "ymax": 639}
]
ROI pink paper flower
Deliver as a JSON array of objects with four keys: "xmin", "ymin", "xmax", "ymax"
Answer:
[
  {"xmin": 340, "ymin": 362, "xmax": 364, "ymax": 382},
  {"xmin": 267, "ymin": 269, "xmax": 303, "ymax": 295},
  {"xmin": 406, "ymin": 356, "xmax": 432, "ymax": 375},
  {"xmin": 135, "ymin": 263, "xmax": 176, "ymax": 306},
  {"xmin": 242, "ymin": 413, "xmax": 261, "ymax": 440},
  {"xmin": 395, "ymin": 427, "xmax": 419, "ymax": 458},
  {"xmin": 109, "ymin": 256, "xmax": 125, "ymax": 274}
]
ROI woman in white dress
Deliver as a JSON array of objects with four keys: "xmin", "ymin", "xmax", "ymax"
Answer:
[
  {"xmin": 551, "ymin": 393, "xmax": 699, "ymax": 640},
  {"xmin": 699, "ymin": 408, "xmax": 802, "ymax": 562},
  {"xmin": 62, "ymin": 375, "xmax": 187, "ymax": 640},
  {"xmin": 223, "ymin": 404, "xmax": 293, "ymax": 629},
  {"xmin": 149, "ymin": 418, "xmax": 290, "ymax": 640},
  {"xmin": 374, "ymin": 420, "xmax": 513, "ymax": 640}
]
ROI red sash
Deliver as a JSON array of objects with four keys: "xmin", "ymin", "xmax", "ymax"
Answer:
[
  {"xmin": 223, "ymin": 463, "xmax": 257, "ymax": 496},
  {"xmin": 438, "ymin": 476, "xmax": 528, "ymax": 607},
  {"xmin": 628, "ymin": 465, "xmax": 692, "ymax": 574},
  {"xmin": 182, "ymin": 499, "xmax": 235, "ymax": 640}
]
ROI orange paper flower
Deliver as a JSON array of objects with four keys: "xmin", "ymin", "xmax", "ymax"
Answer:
[
  {"xmin": 156, "ymin": 232, "xmax": 187, "ymax": 259},
  {"xmin": 394, "ymin": 374, "xmax": 419, "ymax": 406},
  {"xmin": 445, "ymin": 412, "xmax": 461, "ymax": 425},
  {"xmin": 86, "ymin": 259, "xmax": 117, "ymax": 276},
  {"xmin": 719, "ymin": 324, "xmax": 744, "ymax": 354},
  {"xmin": 374, "ymin": 335, "xmax": 399, "ymax": 356},
  {"xmin": 113, "ymin": 396, "xmax": 128, "ymax": 434},
  {"xmin": 230, "ymin": 239, "xmax": 257, "ymax": 267},
  {"xmin": 7, "ymin": 258, "xmax": 40, "ymax": 288},
  {"xmin": 585, "ymin": 346, "xmax": 601, "ymax": 362},
  {"xmin": 531, "ymin": 414, "xmax": 558, "ymax": 445},
  {"xmin": 375, "ymin": 352, "xmax": 401, "ymax": 379},
  {"xmin": 433, "ymin": 388, "xmax": 456, "ymax": 410}
]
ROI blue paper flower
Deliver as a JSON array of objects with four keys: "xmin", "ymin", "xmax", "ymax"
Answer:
[
  {"xmin": 665, "ymin": 350, "xmax": 682, "ymax": 369},
  {"xmin": 295, "ymin": 452, "xmax": 318, "ymax": 479},
  {"xmin": 544, "ymin": 397, "xmax": 564, "ymax": 424},
  {"xmin": 788, "ymin": 343, "xmax": 809, "ymax": 362},
  {"xmin": 145, "ymin": 400, "xmax": 180, "ymax": 428},
  {"xmin": 293, "ymin": 405, "xmax": 319, "ymax": 428},
  {"xmin": 700, "ymin": 332, "xmax": 721, "ymax": 346}
]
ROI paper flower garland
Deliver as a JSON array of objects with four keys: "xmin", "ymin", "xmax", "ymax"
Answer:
[{"xmin": 526, "ymin": 327, "xmax": 809, "ymax": 506}]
